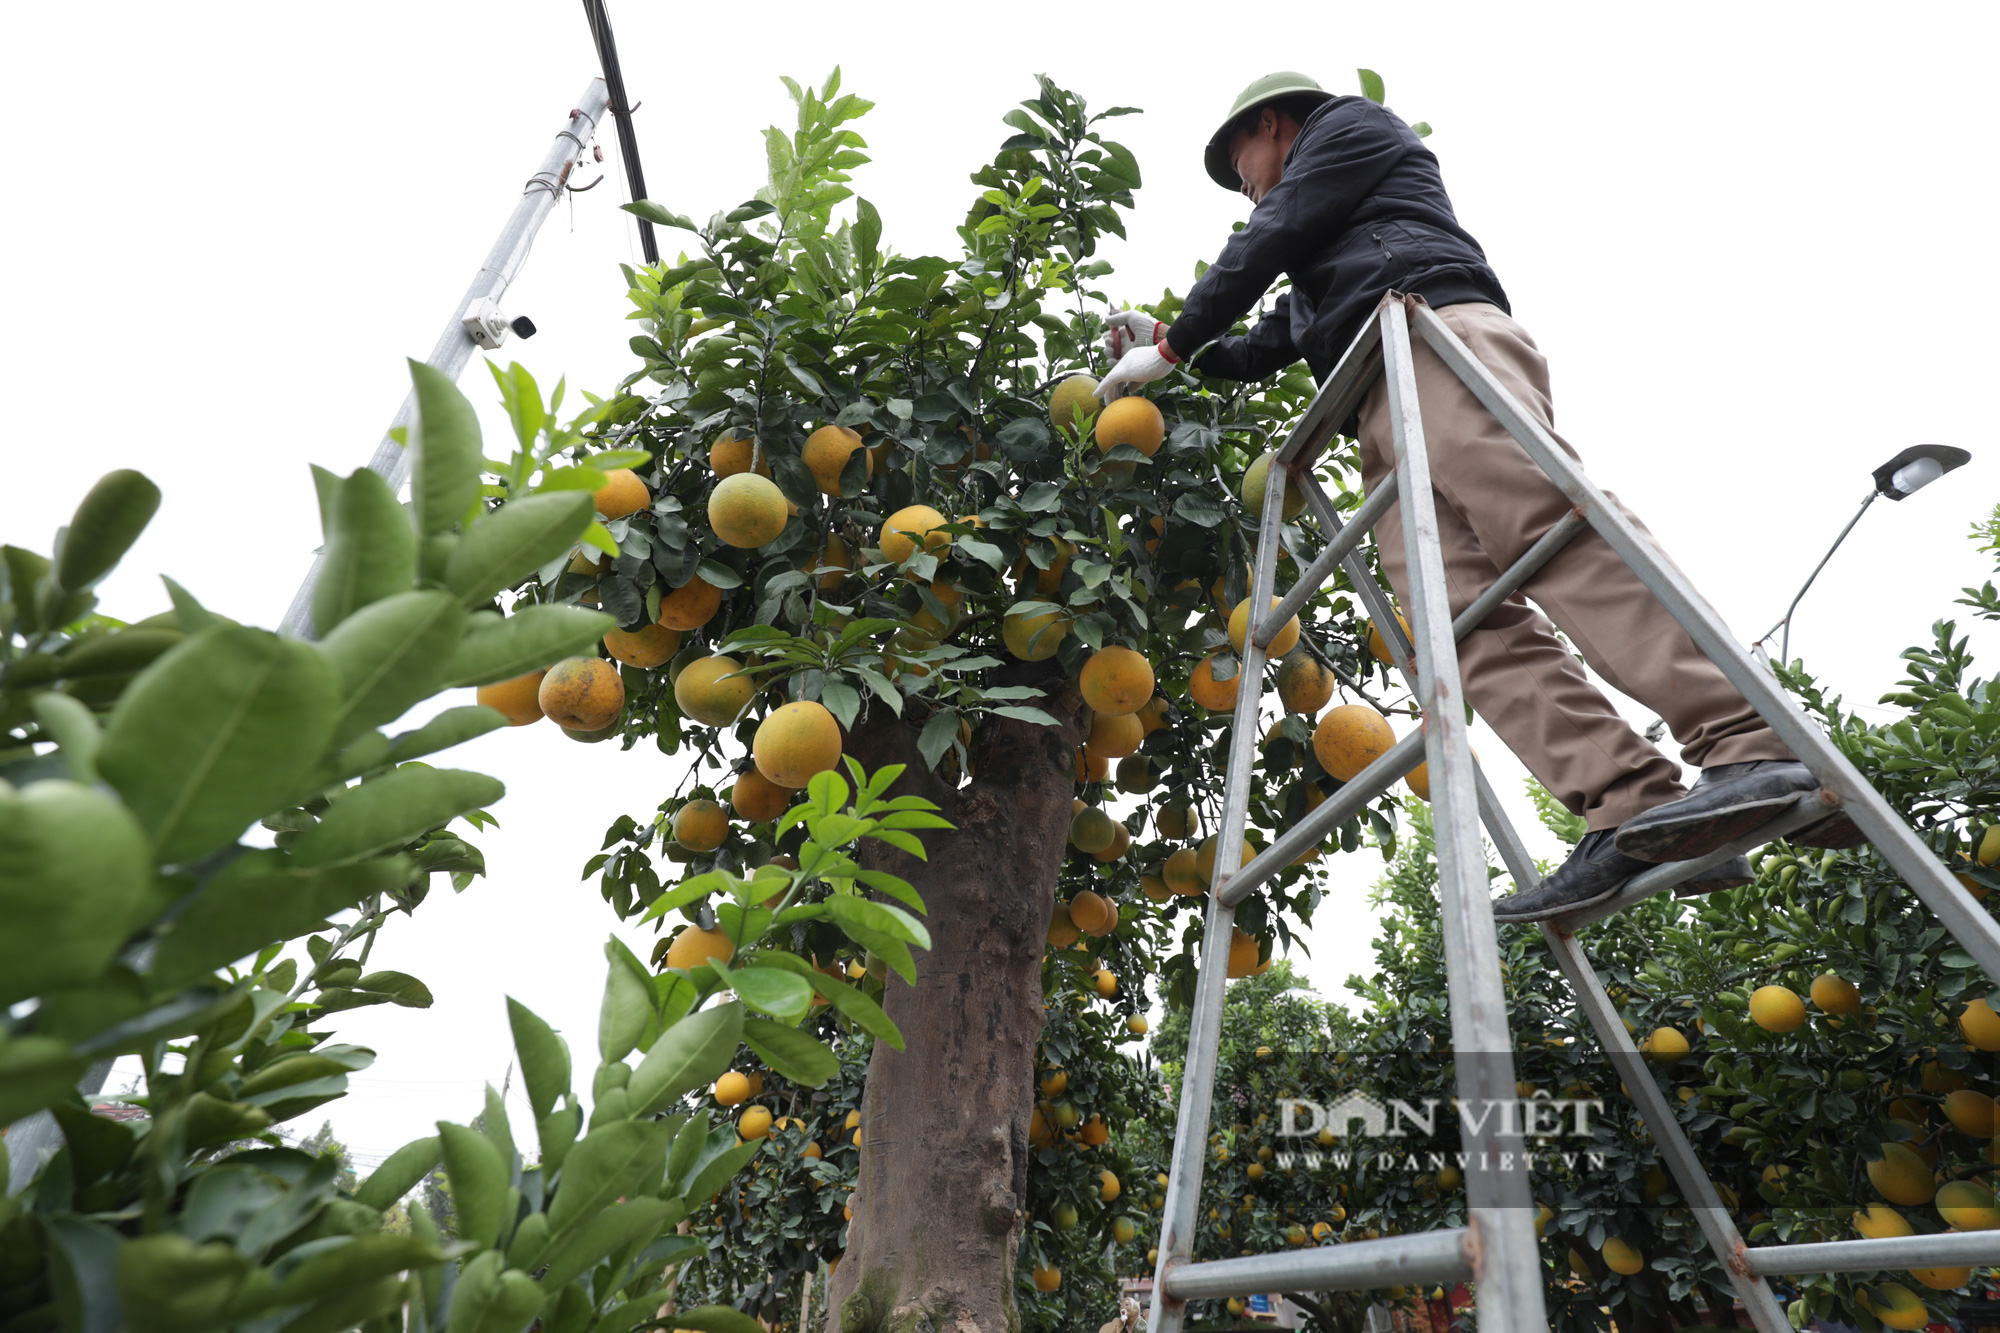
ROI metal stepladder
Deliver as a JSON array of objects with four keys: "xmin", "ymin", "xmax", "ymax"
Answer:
[{"xmin": 1146, "ymin": 293, "xmax": 2000, "ymax": 1333}]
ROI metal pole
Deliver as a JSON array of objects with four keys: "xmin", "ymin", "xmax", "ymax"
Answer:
[
  {"xmin": 1148, "ymin": 431, "xmax": 1291, "ymax": 1333},
  {"xmin": 1759, "ymin": 489, "xmax": 1878, "ymax": 662},
  {"xmin": 1406, "ymin": 301, "xmax": 2000, "ymax": 986},
  {"xmin": 277, "ymin": 78, "xmax": 612, "ymax": 639},
  {"xmin": 580, "ymin": 0, "xmax": 658, "ymax": 265},
  {"xmin": 1378, "ymin": 298, "xmax": 1544, "ymax": 1333}
]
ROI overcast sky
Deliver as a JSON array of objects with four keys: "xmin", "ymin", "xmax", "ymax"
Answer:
[{"xmin": 4, "ymin": 4, "xmax": 1995, "ymax": 1162}]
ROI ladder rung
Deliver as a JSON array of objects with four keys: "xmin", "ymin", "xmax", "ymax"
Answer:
[
  {"xmin": 1259, "ymin": 477, "xmax": 1402, "ymax": 646},
  {"xmin": 1743, "ymin": 1230, "xmax": 2000, "ymax": 1276},
  {"xmin": 1161, "ymin": 1229, "xmax": 1473, "ymax": 1300},
  {"xmin": 1218, "ymin": 729, "xmax": 1428, "ymax": 908},
  {"xmin": 1551, "ymin": 791, "xmax": 1832, "ymax": 932},
  {"xmin": 1450, "ymin": 511, "xmax": 1587, "ymax": 642}
]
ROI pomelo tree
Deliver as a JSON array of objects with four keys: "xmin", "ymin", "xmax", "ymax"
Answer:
[{"xmin": 483, "ymin": 69, "xmax": 1411, "ymax": 1330}]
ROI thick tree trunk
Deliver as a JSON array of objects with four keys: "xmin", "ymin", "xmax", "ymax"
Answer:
[{"xmin": 823, "ymin": 662, "xmax": 1084, "ymax": 1333}]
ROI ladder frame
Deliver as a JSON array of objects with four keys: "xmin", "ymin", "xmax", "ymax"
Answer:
[{"xmin": 1146, "ymin": 292, "xmax": 2000, "ymax": 1333}]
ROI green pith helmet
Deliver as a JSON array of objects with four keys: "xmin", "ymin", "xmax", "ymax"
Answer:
[{"xmin": 1204, "ymin": 72, "xmax": 1335, "ymax": 192}]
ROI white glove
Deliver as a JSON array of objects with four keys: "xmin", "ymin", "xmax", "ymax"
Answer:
[
  {"xmin": 1104, "ymin": 308, "xmax": 1167, "ymax": 360},
  {"xmin": 1096, "ymin": 344, "xmax": 1176, "ymax": 401}
]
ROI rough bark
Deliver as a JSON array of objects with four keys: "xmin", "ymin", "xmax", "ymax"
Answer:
[{"xmin": 823, "ymin": 661, "xmax": 1085, "ymax": 1333}]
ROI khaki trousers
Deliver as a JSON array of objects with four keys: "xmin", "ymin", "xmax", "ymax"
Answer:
[{"xmin": 1355, "ymin": 302, "xmax": 1791, "ymax": 831}]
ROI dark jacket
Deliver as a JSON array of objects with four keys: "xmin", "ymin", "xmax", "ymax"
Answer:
[{"xmin": 1164, "ymin": 95, "xmax": 1508, "ymax": 383}]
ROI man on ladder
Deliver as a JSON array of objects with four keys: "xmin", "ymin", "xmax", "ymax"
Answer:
[{"xmin": 1096, "ymin": 72, "xmax": 1857, "ymax": 921}]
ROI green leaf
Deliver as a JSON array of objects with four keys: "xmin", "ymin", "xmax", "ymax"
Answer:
[
  {"xmin": 729, "ymin": 964, "xmax": 814, "ymax": 1024},
  {"xmin": 318, "ymin": 590, "xmax": 466, "ymax": 746},
  {"xmin": 384, "ymin": 705, "xmax": 507, "ymax": 764},
  {"xmin": 351, "ymin": 1134, "xmax": 442, "ymax": 1211},
  {"xmin": 622, "ymin": 200, "xmax": 699, "ymax": 231},
  {"xmin": 275, "ymin": 1234, "xmax": 447, "ymax": 1305},
  {"xmin": 626, "ymin": 1001, "xmax": 744, "ymax": 1118},
  {"xmin": 437, "ymin": 1122, "xmax": 509, "ymax": 1248},
  {"xmin": 57, "ymin": 469, "xmax": 161, "ymax": 592},
  {"xmin": 741, "ymin": 1017, "xmax": 838, "ymax": 1086},
  {"xmin": 313, "ymin": 467, "xmax": 417, "ymax": 636},
  {"xmin": 0, "ymin": 779, "xmax": 151, "ymax": 1006},
  {"xmin": 408, "ymin": 360, "xmax": 483, "ymax": 538},
  {"xmin": 599, "ymin": 938, "xmax": 654, "ymax": 1063},
  {"xmin": 824, "ymin": 893, "xmax": 931, "ymax": 950},
  {"xmin": 151, "ymin": 851, "xmax": 411, "ymax": 989},
  {"xmin": 290, "ymin": 766, "xmax": 503, "ymax": 867},
  {"xmin": 546, "ymin": 1118, "xmax": 675, "ymax": 1235},
  {"xmin": 444, "ymin": 491, "xmax": 594, "ymax": 608},
  {"xmin": 535, "ymin": 1195, "xmax": 675, "ymax": 1289},
  {"xmin": 507, "ymin": 997, "xmax": 571, "ymax": 1120},
  {"xmin": 1357, "ymin": 68, "xmax": 1386, "ymax": 104},
  {"xmin": 677, "ymin": 1134, "xmax": 761, "ymax": 1212},
  {"xmin": 114, "ymin": 1233, "xmax": 249, "ymax": 1333},
  {"xmin": 97, "ymin": 626, "xmax": 340, "ymax": 865},
  {"xmin": 806, "ymin": 973, "xmax": 904, "ymax": 1050},
  {"xmin": 0, "ymin": 1036, "xmax": 89, "ymax": 1124},
  {"xmin": 442, "ymin": 604, "xmax": 613, "ymax": 688},
  {"xmin": 917, "ymin": 708, "xmax": 958, "ymax": 770},
  {"xmin": 51, "ymin": 1100, "xmax": 136, "ymax": 1183},
  {"xmin": 443, "ymin": 1251, "xmax": 545, "ymax": 1333}
]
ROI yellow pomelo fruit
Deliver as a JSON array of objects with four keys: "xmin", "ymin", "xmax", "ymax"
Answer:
[
  {"xmin": 753, "ymin": 701, "xmax": 843, "ymax": 789},
  {"xmin": 1095, "ymin": 968, "xmax": 1117, "ymax": 997},
  {"xmin": 1368, "ymin": 611, "xmax": 1411, "ymax": 666},
  {"xmin": 1646, "ymin": 1027, "xmax": 1690, "ymax": 1063},
  {"xmin": 1070, "ymin": 806, "xmax": 1117, "ymax": 854},
  {"xmin": 1961, "ymin": 999, "xmax": 2000, "ymax": 1051},
  {"xmin": 1031, "ymin": 1263, "xmax": 1061, "ymax": 1293},
  {"xmin": 806, "ymin": 533, "xmax": 854, "ymax": 593},
  {"xmin": 477, "ymin": 670, "xmax": 547, "ymax": 726},
  {"xmin": 1140, "ymin": 874, "xmax": 1171, "ymax": 902},
  {"xmin": 1980, "ymin": 824, "xmax": 2000, "ymax": 865},
  {"xmin": 1936, "ymin": 1179, "xmax": 2000, "ymax": 1230},
  {"xmin": 1241, "ymin": 451, "xmax": 1307, "ymax": 521},
  {"xmin": 673, "ymin": 799, "xmax": 728, "ymax": 852},
  {"xmin": 1074, "ymin": 748, "xmax": 1108, "ymax": 783},
  {"xmin": 593, "ymin": 467, "xmax": 651, "ymax": 519},
  {"xmin": 1164, "ymin": 848, "xmax": 1204, "ymax": 896},
  {"xmin": 737, "ymin": 1105, "xmax": 774, "ymax": 1141},
  {"xmin": 538, "ymin": 656, "xmax": 625, "ymax": 731},
  {"xmin": 1128, "ymin": 1014, "xmax": 1150, "ymax": 1035},
  {"xmin": 1275, "ymin": 651, "xmax": 1335, "ymax": 714},
  {"xmin": 1749, "ymin": 985, "xmax": 1807, "ymax": 1033},
  {"xmin": 1116, "ymin": 755, "xmax": 1157, "ymax": 794},
  {"xmin": 1404, "ymin": 748, "xmax": 1478, "ymax": 801},
  {"xmin": 1046, "ymin": 902, "xmax": 1081, "ymax": 948},
  {"xmin": 1196, "ymin": 836, "xmax": 1256, "ymax": 884},
  {"xmin": 708, "ymin": 472, "xmax": 790, "ymax": 549},
  {"xmin": 879, "ymin": 504, "xmax": 949, "ymax": 565},
  {"xmin": 1944, "ymin": 1089, "xmax": 2000, "ymax": 1138},
  {"xmin": 1157, "ymin": 800, "xmax": 1198, "ymax": 839},
  {"xmin": 1188, "ymin": 653, "xmax": 1240, "ymax": 711},
  {"xmin": 665, "ymin": 925, "xmax": 735, "ymax": 972},
  {"xmin": 1913, "ymin": 1266, "xmax": 1972, "ymax": 1291},
  {"xmin": 604, "ymin": 622, "xmax": 682, "ymax": 669},
  {"xmin": 1225, "ymin": 929, "xmax": 1262, "ymax": 979},
  {"xmin": 728, "ymin": 768, "xmax": 794, "ymax": 823},
  {"xmin": 657, "ymin": 574, "xmax": 723, "ymax": 630},
  {"xmin": 1852, "ymin": 1205, "xmax": 1914, "ymax": 1239},
  {"xmin": 1314, "ymin": 705, "xmax": 1396, "ymax": 781},
  {"xmin": 1229, "ymin": 596, "xmax": 1300, "ymax": 657},
  {"xmin": 1811, "ymin": 973, "xmax": 1861, "ymax": 1015},
  {"xmin": 1048, "ymin": 375, "xmax": 1100, "ymax": 432},
  {"xmin": 674, "ymin": 655, "xmax": 754, "ymax": 726},
  {"xmin": 1093, "ymin": 822, "xmax": 1132, "ymax": 863},
  {"xmin": 1862, "ymin": 1282, "xmax": 1930, "ymax": 1330},
  {"xmin": 1600, "ymin": 1237, "xmax": 1644, "ymax": 1276},
  {"xmin": 1080, "ymin": 646, "xmax": 1155, "ymax": 716},
  {"xmin": 1085, "ymin": 710, "xmax": 1144, "ymax": 760},
  {"xmin": 1866, "ymin": 1142, "xmax": 1937, "ymax": 1205},
  {"xmin": 1003, "ymin": 607, "xmax": 1071, "ymax": 661},
  {"xmin": 1095, "ymin": 396, "xmax": 1164, "ymax": 457},
  {"xmin": 709, "ymin": 430, "xmax": 771, "ymax": 478},
  {"xmin": 1069, "ymin": 890, "xmax": 1117, "ymax": 937},
  {"xmin": 803, "ymin": 424, "xmax": 870, "ymax": 495},
  {"xmin": 714, "ymin": 1071, "xmax": 750, "ymax": 1106}
]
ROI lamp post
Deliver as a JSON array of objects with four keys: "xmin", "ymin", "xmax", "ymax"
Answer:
[{"xmin": 1757, "ymin": 444, "xmax": 1970, "ymax": 663}]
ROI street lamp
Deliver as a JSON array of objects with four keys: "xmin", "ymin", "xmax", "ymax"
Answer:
[{"xmin": 1757, "ymin": 444, "xmax": 1971, "ymax": 663}]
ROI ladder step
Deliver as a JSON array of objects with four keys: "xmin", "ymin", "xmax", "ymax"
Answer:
[
  {"xmin": 1551, "ymin": 791, "xmax": 1833, "ymax": 932},
  {"xmin": 1217, "ymin": 730, "xmax": 1428, "ymax": 908},
  {"xmin": 1742, "ymin": 1230, "xmax": 2000, "ymax": 1276},
  {"xmin": 1259, "ymin": 476, "xmax": 1401, "ymax": 646},
  {"xmin": 1161, "ymin": 1229, "xmax": 1473, "ymax": 1300}
]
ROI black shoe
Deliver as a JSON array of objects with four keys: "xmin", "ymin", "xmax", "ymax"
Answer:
[
  {"xmin": 1612, "ymin": 761, "xmax": 1820, "ymax": 863},
  {"xmin": 1673, "ymin": 854, "xmax": 1754, "ymax": 899},
  {"xmin": 1790, "ymin": 809, "xmax": 1867, "ymax": 850},
  {"xmin": 1491, "ymin": 830, "xmax": 1650, "ymax": 923}
]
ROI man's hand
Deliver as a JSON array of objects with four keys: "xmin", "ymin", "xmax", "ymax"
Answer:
[
  {"xmin": 1104, "ymin": 308, "xmax": 1167, "ymax": 360},
  {"xmin": 1095, "ymin": 344, "xmax": 1175, "ymax": 401}
]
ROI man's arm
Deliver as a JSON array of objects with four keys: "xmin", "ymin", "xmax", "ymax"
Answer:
[
  {"xmin": 1164, "ymin": 99, "xmax": 1412, "ymax": 365},
  {"xmin": 1184, "ymin": 294, "xmax": 1299, "ymax": 382}
]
